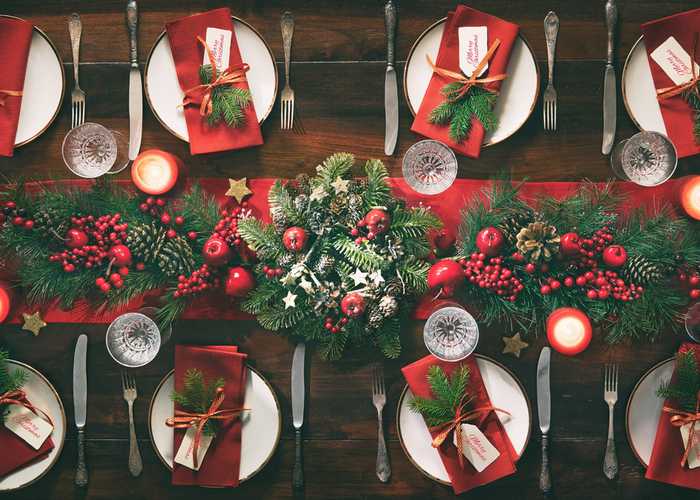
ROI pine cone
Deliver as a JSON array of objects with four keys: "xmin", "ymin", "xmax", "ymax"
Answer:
[
  {"xmin": 278, "ymin": 252, "xmax": 296, "ymax": 268},
  {"xmin": 156, "ymin": 235, "xmax": 195, "ymax": 277},
  {"xmin": 367, "ymin": 306, "xmax": 384, "ymax": 329},
  {"xmin": 271, "ymin": 211, "xmax": 289, "ymax": 233},
  {"xmin": 295, "ymin": 173, "xmax": 311, "ymax": 194},
  {"xmin": 515, "ymin": 222, "xmax": 560, "ymax": 262},
  {"xmin": 32, "ymin": 208, "xmax": 67, "ymax": 241},
  {"xmin": 329, "ymin": 193, "xmax": 348, "ymax": 216},
  {"xmin": 315, "ymin": 254, "xmax": 335, "ymax": 277},
  {"xmin": 384, "ymin": 279, "xmax": 404, "ymax": 297},
  {"xmin": 294, "ymin": 194, "xmax": 309, "ymax": 214},
  {"xmin": 126, "ymin": 222, "xmax": 165, "ymax": 263},
  {"xmin": 377, "ymin": 295, "xmax": 398, "ymax": 318},
  {"xmin": 347, "ymin": 194, "xmax": 364, "ymax": 223},
  {"xmin": 622, "ymin": 254, "xmax": 664, "ymax": 286},
  {"xmin": 498, "ymin": 211, "xmax": 534, "ymax": 244}
]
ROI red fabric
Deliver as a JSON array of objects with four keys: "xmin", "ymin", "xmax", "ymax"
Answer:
[
  {"xmin": 165, "ymin": 8, "xmax": 263, "ymax": 155},
  {"xmin": 645, "ymin": 343, "xmax": 700, "ymax": 489},
  {"xmin": 410, "ymin": 5, "xmax": 519, "ymax": 158},
  {"xmin": 172, "ymin": 344, "xmax": 247, "ymax": 487},
  {"xmin": 401, "ymin": 355, "xmax": 517, "ymax": 494},
  {"xmin": 0, "ymin": 408, "xmax": 54, "ymax": 478},
  {"xmin": 0, "ymin": 17, "xmax": 33, "ymax": 157},
  {"xmin": 641, "ymin": 8, "xmax": 700, "ymax": 159}
]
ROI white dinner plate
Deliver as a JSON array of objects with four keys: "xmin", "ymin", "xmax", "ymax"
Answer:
[
  {"xmin": 0, "ymin": 360, "xmax": 66, "ymax": 491},
  {"xmin": 621, "ymin": 36, "xmax": 668, "ymax": 136},
  {"xmin": 148, "ymin": 365, "xmax": 281, "ymax": 482},
  {"xmin": 397, "ymin": 354, "xmax": 531, "ymax": 484},
  {"xmin": 626, "ymin": 357, "xmax": 674, "ymax": 467},
  {"xmin": 145, "ymin": 17, "xmax": 277, "ymax": 142},
  {"xmin": 404, "ymin": 19, "xmax": 539, "ymax": 147},
  {"xmin": 0, "ymin": 16, "xmax": 65, "ymax": 148}
]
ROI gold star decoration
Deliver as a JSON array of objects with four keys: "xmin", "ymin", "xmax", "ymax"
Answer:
[
  {"xmin": 225, "ymin": 177, "xmax": 253, "ymax": 204},
  {"xmin": 22, "ymin": 311, "xmax": 47, "ymax": 336},
  {"xmin": 502, "ymin": 332, "xmax": 529, "ymax": 358}
]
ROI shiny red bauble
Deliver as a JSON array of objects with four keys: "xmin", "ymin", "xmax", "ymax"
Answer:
[
  {"xmin": 559, "ymin": 232, "xmax": 581, "ymax": 256},
  {"xmin": 427, "ymin": 259, "xmax": 465, "ymax": 297},
  {"xmin": 108, "ymin": 245, "xmax": 132, "ymax": 266},
  {"xmin": 602, "ymin": 245, "xmax": 627, "ymax": 268},
  {"xmin": 364, "ymin": 209, "xmax": 391, "ymax": 235},
  {"xmin": 202, "ymin": 236, "xmax": 231, "ymax": 266},
  {"xmin": 225, "ymin": 266, "xmax": 255, "ymax": 297},
  {"xmin": 475, "ymin": 227, "xmax": 505, "ymax": 257},
  {"xmin": 283, "ymin": 226, "xmax": 309, "ymax": 252},
  {"xmin": 340, "ymin": 292, "xmax": 366, "ymax": 318},
  {"xmin": 65, "ymin": 228, "xmax": 89, "ymax": 249}
]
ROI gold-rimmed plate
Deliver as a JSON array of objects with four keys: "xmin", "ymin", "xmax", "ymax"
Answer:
[
  {"xmin": 396, "ymin": 354, "xmax": 531, "ymax": 485},
  {"xmin": 144, "ymin": 17, "xmax": 278, "ymax": 142},
  {"xmin": 148, "ymin": 365, "xmax": 281, "ymax": 483},
  {"xmin": 404, "ymin": 18, "xmax": 539, "ymax": 147}
]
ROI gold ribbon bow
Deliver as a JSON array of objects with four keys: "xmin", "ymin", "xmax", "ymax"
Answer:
[
  {"xmin": 182, "ymin": 36, "xmax": 250, "ymax": 118},
  {"xmin": 0, "ymin": 389, "xmax": 53, "ymax": 427},
  {"xmin": 662, "ymin": 391, "xmax": 700, "ymax": 468},
  {"xmin": 0, "ymin": 89, "xmax": 23, "ymax": 107},
  {"xmin": 165, "ymin": 386, "xmax": 245, "ymax": 469},
  {"xmin": 656, "ymin": 33, "xmax": 700, "ymax": 102},
  {"xmin": 430, "ymin": 394, "xmax": 510, "ymax": 468},
  {"xmin": 426, "ymin": 38, "xmax": 507, "ymax": 102}
]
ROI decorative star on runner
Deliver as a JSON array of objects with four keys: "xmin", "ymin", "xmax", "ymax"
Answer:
[
  {"xmin": 349, "ymin": 268, "xmax": 368, "ymax": 286},
  {"xmin": 22, "ymin": 311, "xmax": 47, "ymax": 336},
  {"xmin": 280, "ymin": 273, "xmax": 296, "ymax": 287},
  {"xmin": 368, "ymin": 270, "xmax": 385, "ymax": 287},
  {"xmin": 331, "ymin": 177, "xmax": 350, "ymax": 194},
  {"xmin": 502, "ymin": 332, "xmax": 529, "ymax": 358},
  {"xmin": 310, "ymin": 184, "xmax": 328, "ymax": 203},
  {"xmin": 299, "ymin": 277, "xmax": 314, "ymax": 294},
  {"xmin": 283, "ymin": 291, "xmax": 298, "ymax": 309},
  {"xmin": 225, "ymin": 177, "xmax": 252, "ymax": 204}
]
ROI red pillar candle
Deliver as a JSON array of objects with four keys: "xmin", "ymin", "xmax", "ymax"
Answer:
[
  {"xmin": 546, "ymin": 307, "xmax": 592, "ymax": 356},
  {"xmin": 131, "ymin": 149, "xmax": 181, "ymax": 195},
  {"xmin": 0, "ymin": 283, "xmax": 11, "ymax": 323},
  {"xmin": 680, "ymin": 176, "xmax": 700, "ymax": 221}
]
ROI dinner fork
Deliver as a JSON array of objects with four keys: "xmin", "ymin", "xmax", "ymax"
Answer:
[
  {"xmin": 68, "ymin": 13, "xmax": 86, "ymax": 129},
  {"xmin": 280, "ymin": 11, "xmax": 295, "ymax": 130},
  {"xmin": 543, "ymin": 11, "xmax": 559, "ymax": 131},
  {"xmin": 121, "ymin": 372, "xmax": 143, "ymax": 477},
  {"xmin": 371, "ymin": 364, "xmax": 391, "ymax": 483},
  {"xmin": 603, "ymin": 363, "xmax": 619, "ymax": 479}
]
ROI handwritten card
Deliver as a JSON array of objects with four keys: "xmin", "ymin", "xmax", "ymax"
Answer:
[
  {"xmin": 4, "ymin": 404, "xmax": 53, "ymax": 450},
  {"xmin": 174, "ymin": 426, "xmax": 214, "ymax": 471},
  {"xmin": 453, "ymin": 423, "xmax": 500, "ymax": 472},
  {"xmin": 203, "ymin": 27, "xmax": 232, "ymax": 71},
  {"xmin": 458, "ymin": 27, "xmax": 488, "ymax": 77},
  {"xmin": 650, "ymin": 36, "xmax": 700, "ymax": 86},
  {"xmin": 679, "ymin": 421, "xmax": 700, "ymax": 469}
]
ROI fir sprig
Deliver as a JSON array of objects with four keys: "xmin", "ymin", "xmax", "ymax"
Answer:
[
  {"xmin": 0, "ymin": 350, "xmax": 27, "ymax": 420},
  {"xmin": 657, "ymin": 349, "xmax": 700, "ymax": 412},
  {"xmin": 171, "ymin": 369, "xmax": 225, "ymax": 435},
  {"xmin": 199, "ymin": 65, "xmax": 251, "ymax": 128},
  {"xmin": 409, "ymin": 365, "xmax": 471, "ymax": 427},
  {"xmin": 428, "ymin": 83, "xmax": 498, "ymax": 143}
]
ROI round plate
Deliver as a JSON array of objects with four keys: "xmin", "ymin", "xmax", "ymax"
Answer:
[
  {"xmin": 145, "ymin": 17, "xmax": 278, "ymax": 142},
  {"xmin": 626, "ymin": 357, "xmax": 674, "ymax": 467},
  {"xmin": 0, "ymin": 16, "xmax": 65, "ymax": 148},
  {"xmin": 404, "ymin": 19, "xmax": 540, "ymax": 147},
  {"xmin": 397, "ymin": 354, "xmax": 531, "ymax": 485},
  {"xmin": 621, "ymin": 36, "xmax": 668, "ymax": 135},
  {"xmin": 148, "ymin": 365, "xmax": 281, "ymax": 482},
  {"xmin": 0, "ymin": 360, "xmax": 66, "ymax": 491}
]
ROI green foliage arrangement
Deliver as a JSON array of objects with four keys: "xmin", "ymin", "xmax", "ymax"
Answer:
[
  {"xmin": 409, "ymin": 365, "xmax": 471, "ymax": 427},
  {"xmin": 199, "ymin": 64, "xmax": 252, "ymax": 128},
  {"xmin": 0, "ymin": 349, "xmax": 27, "ymax": 421},
  {"xmin": 428, "ymin": 83, "xmax": 498, "ymax": 143},
  {"xmin": 657, "ymin": 347, "xmax": 700, "ymax": 412},
  {"xmin": 171, "ymin": 368, "xmax": 225, "ymax": 435}
]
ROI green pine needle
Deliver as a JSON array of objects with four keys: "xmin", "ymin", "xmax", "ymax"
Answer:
[
  {"xmin": 428, "ymin": 83, "xmax": 499, "ymax": 143},
  {"xmin": 0, "ymin": 349, "xmax": 28, "ymax": 421},
  {"xmin": 171, "ymin": 369, "xmax": 225, "ymax": 435},
  {"xmin": 657, "ymin": 349, "xmax": 700, "ymax": 413},
  {"xmin": 199, "ymin": 64, "xmax": 251, "ymax": 128},
  {"xmin": 409, "ymin": 365, "xmax": 471, "ymax": 427}
]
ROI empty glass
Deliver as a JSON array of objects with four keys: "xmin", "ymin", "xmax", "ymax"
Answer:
[
  {"xmin": 610, "ymin": 131, "xmax": 677, "ymax": 187},
  {"xmin": 402, "ymin": 140, "xmax": 458, "ymax": 195},
  {"xmin": 423, "ymin": 304, "xmax": 479, "ymax": 362},
  {"xmin": 105, "ymin": 312, "xmax": 161, "ymax": 367},
  {"xmin": 62, "ymin": 122, "xmax": 129, "ymax": 178}
]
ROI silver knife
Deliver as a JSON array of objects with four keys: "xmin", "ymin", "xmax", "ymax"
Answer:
[
  {"xmin": 126, "ymin": 0, "xmax": 142, "ymax": 160},
  {"xmin": 383, "ymin": 1, "xmax": 398, "ymax": 156},
  {"xmin": 291, "ymin": 342, "xmax": 306, "ymax": 490},
  {"xmin": 73, "ymin": 334, "xmax": 88, "ymax": 487},
  {"xmin": 537, "ymin": 347, "xmax": 551, "ymax": 495},
  {"xmin": 601, "ymin": 0, "xmax": 617, "ymax": 155}
]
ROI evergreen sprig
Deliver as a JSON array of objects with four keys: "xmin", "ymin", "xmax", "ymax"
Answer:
[
  {"xmin": 428, "ymin": 83, "xmax": 498, "ymax": 143},
  {"xmin": 0, "ymin": 349, "xmax": 27, "ymax": 420},
  {"xmin": 199, "ymin": 64, "xmax": 252, "ymax": 128},
  {"xmin": 171, "ymin": 369, "xmax": 225, "ymax": 435},
  {"xmin": 409, "ymin": 365, "xmax": 471, "ymax": 427},
  {"xmin": 657, "ymin": 348, "xmax": 700, "ymax": 412}
]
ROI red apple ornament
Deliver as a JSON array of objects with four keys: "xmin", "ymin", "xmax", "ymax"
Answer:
[
  {"xmin": 427, "ymin": 259, "xmax": 465, "ymax": 297},
  {"xmin": 433, "ymin": 229, "xmax": 456, "ymax": 251},
  {"xmin": 340, "ymin": 292, "xmax": 366, "ymax": 318},
  {"xmin": 475, "ymin": 227, "xmax": 505, "ymax": 257},
  {"xmin": 225, "ymin": 266, "xmax": 255, "ymax": 297},
  {"xmin": 283, "ymin": 226, "xmax": 308, "ymax": 252},
  {"xmin": 560, "ymin": 232, "xmax": 581, "ymax": 257},
  {"xmin": 108, "ymin": 245, "xmax": 132, "ymax": 267},
  {"xmin": 66, "ymin": 228, "xmax": 89, "ymax": 249},
  {"xmin": 202, "ymin": 236, "xmax": 231, "ymax": 266},
  {"xmin": 602, "ymin": 245, "xmax": 627, "ymax": 268},
  {"xmin": 364, "ymin": 209, "xmax": 391, "ymax": 235}
]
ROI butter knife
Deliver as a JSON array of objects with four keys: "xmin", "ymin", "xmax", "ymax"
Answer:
[
  {"xmin": 292, "ymin": 342, "xmax": 306, "ymax": 490},
  {"xmin": 73, "ymin": 334, "xmax": 88, "ymax": 487},
  {"xmin": 537, "ymin": 347, "xmax": 551, "ymax": 495},
  {"xmin": 383, "ymin": 0, "xmax": 398, "ymax": 156},
  {"xmin": 126, "ymin": 0, "xmax": 142, "ymax": 160},
  {"xmin": 601, "ymin": 0, "xmax": 617, "ymax": 155}
]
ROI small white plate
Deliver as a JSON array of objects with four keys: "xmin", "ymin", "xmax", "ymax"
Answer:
[
  {"xmin": 626, "ymin": 357, "xmax": 674, "ymax": 467},
  {"xmin": 0, "ymin": 16, "xmax": 65, "ymax": 148},
  {"xmin": 397, "ymin": 355, "xmax": 531, "ymax": 484},
  {"xmin": 404, "ymin": 19, "xmax": 539, "ymax": 147},
  {"xmin": 0, "ymin": 360, "xmax": 66, "ymax": 491},
  {"xmin": 145, "ymin": 17, "xmax": 278, "ymax": 142},
  {"xmin": 148, "ymin": 365, "xmax": 281, "ymax": 482}
]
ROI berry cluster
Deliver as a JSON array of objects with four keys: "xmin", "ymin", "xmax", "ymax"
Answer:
[
  {"xmin": 95, "ymin": 267, "xmax": 129, "ymax": 293},
  {"xmin": 139, "ymin": 197, "xmax": 187, "ymax": 240},
  {"xmin": 324, "ymin": 314, "xmax": 349, "ymax": 334},
  {"xmin": 459, "ymin": 253, "xmax": 524, "ymax": 302},
  {"xmin": 573, "ymin": 228, "xmax": 614, "ymax": 268},
  {"xmin": 678, "ymin": 269, "xmax": 700, "ymax": 300},
  {"xmin": 556, "ymin": 270, "xmax": 642, "ymax": 301},
  {"xmin": 350, "ymin": 208, "xmax": 390, "ymax": 245},
  {"xmin": 262, "ymin": 265, "xmax": 284, "ymax": 279},
  {"xmin": 174, "ymin": 264, "xmax": 220, "ymax": 298},
  {"xmin": 213, "ymin": 205, "xmax": 249, "ymax": 249},
  {"xmin": 1, "ymin": 201, "xmax": 34, "ymax": 230}
]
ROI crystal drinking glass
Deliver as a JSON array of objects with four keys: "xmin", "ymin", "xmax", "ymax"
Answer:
[
  {"xmin": 106, "ymin": 312, "xmax": 162, "ymax": 368},
  {"xmin": 402, "ymin": 140, "xmax": 458, "ymax": 195},
  {"xmin": 423, "ymin": 304, "xmax": 479, "ymax": 362},
  {"xmin": 610, "ymin": 131, "xmax": 677, "ymax": 187}
]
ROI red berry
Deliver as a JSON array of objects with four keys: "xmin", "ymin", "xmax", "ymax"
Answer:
[
  {"xmin": 109, "ymin": 273, "xmax": 121, "ymax": 284},
  {"xmin": 96, "ymin": 277, "xmax": 106, "ymax": 286},
  {"xmin": 136, "ymin": 262, "xmax": 145, "ymax": 271},
  {"xmin": 166, "ymin": 229, "xmax": 177, "ymax": 239},
  {"xmin": 12, "ymin": 216, "xmax": 24, "ymax": 226},
  {"xmin": 689, "ymin": 275, "xmax": 700, "ymax": 287},
  {"xmin": 540, "ymin": 285, "xmax": 552, "ymax": 295},
  {"xmin": 146, "ymin": 197, "xmax": 155, "ymax": 205},
  {"xmin": 139, "ymin": 203, "xmax": 149, "ymax": 212},
  {"xmin": 576, "ymin": 276, "xmax": 587, "ymax": 287},
  {"xmin": 175, "ymin": 216, "xmax": 184, "ymax": 225},
  {"xmin": 100, "ymin": 283, "xmax": 111, "ymax": 293},
  {"xmin": 587, "ymin": 290, "xmax": 598, "ymax": 299},
  {"xmin": 119, "ymin": 267, "xmax": 129, "ymax": 276},
  {"xmin": 64, "ymin": 263, "xmax": 75, "ymax": 272},
  {"xmin": 598, "ymin": 289, "xmax": 610, "ymax": 299},
  {"xmin": 187, "ymin": 231, "xmax": 197, "ymax": 240},
  {"xmin": 550, "ymin": 280, "xmax": 561, "ymax": 290},
  {"xmin": 525, "ymin": 263, "xmax": 536, "ymax": 274},
  {"xmin": 691, "ymin": 289, "xmax": 700, "ymax": 300},
  {"xmin": 564, "ymin": 277, "xmax": 574, "ymax": 287},
  {"xmin": 156, "ymin": 198, "xmax": 166, "ymax": 207},
  {"xmin": 160, "ymin": 213, "xmax": 171, "ymax": 225}
]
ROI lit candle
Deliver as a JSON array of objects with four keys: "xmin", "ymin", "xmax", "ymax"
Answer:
[
  {"xmin": 0, "ymin": 282, "xmax": 11, "ymax": 323},
  {"xmin": 680, "ymin": 176, "xmax": 700, "ymax": 221},
  {"xmin": 131, "ymin": 149, "xmax": 181, "ymax": 195},
  {"xmin": 546, "ymin": 307, "xmax": 592, "ymax": 356}
]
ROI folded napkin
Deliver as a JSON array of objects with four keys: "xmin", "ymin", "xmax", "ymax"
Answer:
[
  {"xmin": 641, "ymin": 8, "xmax": 700, "ymax": 158},
  {"xmin": 0, "ymin": 406, "xmax": 54, "ymax": 478},
  {"xmin": 410, "ymin": 5, "xmax": 519, "ymax": 158},
  {"xmin": 173, "ymin": 344, "xmax": 247, "ymax": 487},
  {"xmin": 0, "ymin": 17, "xmax": 33, "ymax": 157},
  {"xmin": 401, "ymin": 354, "xmax": 517, "ymax": 494},
  {"xmin": 165, "ymin": 8, "xmax": 263, "ymax": 155},
  {"xmin": 646, "ymin": 343, "xmax": 700, "ymax": 489}
]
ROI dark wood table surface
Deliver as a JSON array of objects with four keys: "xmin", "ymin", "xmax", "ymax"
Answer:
[{"xmin": 1, "ymin": 1, "xmax": 699, "ymax": 499}]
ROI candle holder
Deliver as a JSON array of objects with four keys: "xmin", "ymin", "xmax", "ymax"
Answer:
[
  {"xmin": 423, "ymin": 303, "xmax": 479, "ymax": 362},
  {"xmin": 546, "ymin": 307, "xmax": 592, "ymax": 356},
  {"xmin": 680, "ymin": 176, "xmax": 700, "ymax": 221},
  {"xmin": 131, "ymin": 149, "xmax": 181, "ymax": 195}
]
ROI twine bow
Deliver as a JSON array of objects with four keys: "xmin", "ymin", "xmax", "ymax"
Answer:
[
  {"xmin": 182, "ymin": 36, "xmax": 250, "ymax": 118},
  {"xmin": 165, "ymin": 386, "xmax": 245, "ymax": 469},
  {"xmin": 0, "ymin": 389, "xmax": 53, "ymax": 427},
  {"xmin": 0, "ymin": 90, "xmax": 22, "ymax": 107},
  {"xmin": 662, "ymin": 391, "xmax": 700, "ymax": 468},
  {"xmin": 656, "ymin": 33, "xmax": 700, "ymax": 102},
  {"xmin": 430, "ymin": 394, "xmax": 510, "ymax": 468},
  {"xmin": 426, "ymin": 38, "xmax": 507, "ymax": 102}
]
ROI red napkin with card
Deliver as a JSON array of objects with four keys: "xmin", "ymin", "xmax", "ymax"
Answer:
[
  {"xmin": 172, "ymin": 344, "xmax": 247, "ymax": 487},
  {"xmin": 645, "ymin": 343, "xmax": 700, "ymax": 489},
  {"xmin": 0, "ymin": 17, "xmax": 33, "ymax": 157},
  {"xmin": 0, "ymin": 406, "xmax": 54, "ymax": 478},
  {"xmin": 402, "ymin": 354, "xmax": 517, "ymax": 494},
  {"xmin": 165, "ymin": 8, "xmax": 263, "ymax": 155},
  {"xmin": 410, "ymin": 5, "xmax": 519, "ymax": 158},
  {"xmin": 641, "ymin": 8, "xmax": 700, "ymax": 159}
]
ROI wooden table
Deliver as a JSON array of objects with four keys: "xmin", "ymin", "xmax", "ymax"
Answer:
[{"xmin": 1, "ymin": 1, "xmax": 698, "ymax": 499}]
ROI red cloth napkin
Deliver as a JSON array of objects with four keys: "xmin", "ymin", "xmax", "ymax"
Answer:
[
  {"xmin": 0, "ymin": 17, "xmax": 33, "ymax": 157},
  {"xmin": 645, "ymin": 343, "xmax": 700, "ymax": 489},
  {"xmin": 641, "ymin": 8, "xmax": 700, "ymax": 159},
  {"xmin": 165, "ymin": 8, "xmax": 263, "ymax": 155},
  {"xmin": 401, "ymin": 354, "xmax": 517, "ymax": 494},
  {"xmin": 410, "ymin": 5, "xmax": 519, "ymax": 158},
  {"xmin": 172, "ymin": 344, "xmax": 247, "ymax": 487},
  {"xmin": 0, "ymin": 405, "xmax": 54, "ymax": 478}
]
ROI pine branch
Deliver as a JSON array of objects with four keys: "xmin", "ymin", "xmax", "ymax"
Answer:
[
  {"xmin": 199, "ymin": 64, "xmax": 251, "ymax": 128},
  {"xmin": 448, "ymin": 101, "xmax": 474, "ymax": 143},
  {"xmin": 397, "ymin": 257, "xmax": 430, "ymax": 294},
  {"xmin": 171, "ymin": 369, "xmax": 225, "ymax": 435},
  {"xmin": 268, "ymin": 180, "xmax": 304, "ymax": 226},
  {"xmin": 238, "ymin": 218, "xmax": 285, "ymax": 260},
  {"xmin": 362, "ymin": 159, "xmax": 391, "ymax": 210},
  {"xmin": 409, "ymin": 365, "xmax": 471, "ymax": 427},
  {"xmin": 469, "ymin": 87, "xmax": 498, "ymax": 131},
  {"xmin": 0, "ymin": 349, "xmax": 28, "ymax": 420},
  {"xmin": 241, "ymin": 280, "xmax": 281, "ymax": 314},
  {"xmin": 657, "ymin": 349, "xmax": 700, "ymax": 412},
  {"xmin": 315, "ymin": 153, "xmax": 355, "ymax": 186},
  {"xmin": 333, "ymin": 236, "xmax": 384, "ymax": 272},
  {"xmin": 428, "ymin": 101, "xmax": 458, "ymax": 125},
  {"xmin": 390, "ymin": 207, "xmax": 442, "ymax": 240},
  {"xmin": 375, "ymin": 317, "xmax": 401, "ymax": 358}
]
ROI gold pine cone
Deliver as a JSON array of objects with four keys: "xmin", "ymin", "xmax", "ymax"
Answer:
[{"xmin": 515, "ymin": 222, "xmax": 561, "ymax": 262}]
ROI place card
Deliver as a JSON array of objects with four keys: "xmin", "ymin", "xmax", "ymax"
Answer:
[
  {"xmin": 458, "ymin": 26, "xmax": 488, "ymax": 77},
  {"xmin": 174, "ymin": 426, "xmax": 214, "ymax": 471},
  {"xmin": 650, "ymin": 36, "xmax": 700, "ymax": 86},
  {"xmin": 203, "ymin": 27, "xmax": 232, "ymax": 71},
  {"xmin": 3, "ymin": 404, "xmax": 53, "ymax": 450},
  {"xmin": 679, "ymin": 421, "xmax": 700, "ymax": 469},
  {"xmin": 453, "ymin": 423, "xmax": 500, "ymax": 472}
]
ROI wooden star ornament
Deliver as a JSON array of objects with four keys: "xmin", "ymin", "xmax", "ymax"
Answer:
[
  {"xmin": 502, "ymin": 332, "xmax": 529, "ymax": 358},
  {"xmin": 225, "ymin": 177, "xmax": 253, "ymax": 204},
  {"xmin": 22, "ymin": 311, "xmax": 47, "ymax": 336}
]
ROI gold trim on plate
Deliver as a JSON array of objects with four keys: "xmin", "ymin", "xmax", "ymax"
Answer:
[{"xmin": 621, "ymin": 35, "xmax": 648, "ymax": 133}]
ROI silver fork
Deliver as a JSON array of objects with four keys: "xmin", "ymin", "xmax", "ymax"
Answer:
[
  {"xmin": 68, "ymin": 13, "xmax": 86, "ymax": 129},
  {"xmin": 280, "ymin": 11, "xmax": 295, "ymax": 130},
  {"xmin": 543, "ymin": 11, "xmax": 559, "ymax": 131},
  {"xmin": 121, "ymin": 372, "xmax": 143, "ymax": 477},
  {"xmin": 371, "ymin": 364, "xmax": 391, "ymax": 483},
  {"xmin": 603, "ymin": 364, "xmax": 619, "ymax": 479}
]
